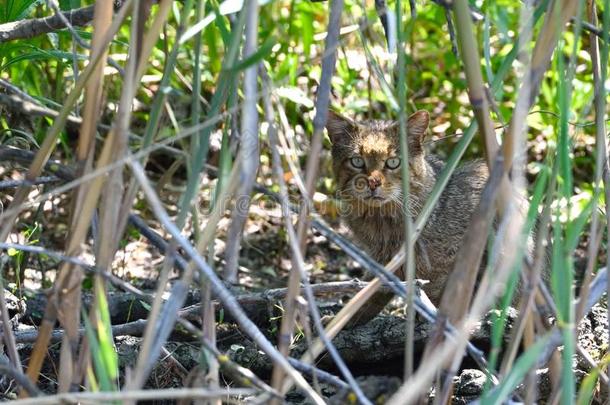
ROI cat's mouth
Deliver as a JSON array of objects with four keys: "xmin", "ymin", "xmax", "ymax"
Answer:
[{"xmin": 363, "ymin": 194, "xmax": 389, "ymax": 205}]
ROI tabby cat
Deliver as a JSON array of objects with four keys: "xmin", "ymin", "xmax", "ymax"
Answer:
[{"xmin": 327, "ymin": 110, "xmax": 489, "ymax": 325}]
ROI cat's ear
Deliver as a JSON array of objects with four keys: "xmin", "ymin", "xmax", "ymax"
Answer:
[
  {"xmin": 326, "ymin": 110, "xmax": 356, "ymax": 144},
  {"xmin": 407, "ymin": 110, "xmax": 429, "ymax": 153}
]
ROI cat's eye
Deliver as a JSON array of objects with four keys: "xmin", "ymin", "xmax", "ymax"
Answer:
[
  {"xmin": 350, "ymin": 156, "xmax": 365, "ymax": 169},
  {"xmin": 385, "ymin": 157, "xmax": 401, "ymax": 169}
]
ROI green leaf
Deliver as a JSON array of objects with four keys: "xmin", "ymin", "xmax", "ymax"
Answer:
[
  {"xmin": 298, "ymin": 3, "xmax": 314, "ymax": 56},
  {"xmin": 1, "ymin": 45, "xmax": 87, "ymax": 70},
  {"xmin": 1, "ymin": 0, "xmax": 42, "ymax": 23},
  {"xmin": 577, "ymin": 354, "xmax": 610, "ymax": 405},
  {"xmin": 224, "ymin": 35, "xmax": 276, "ymax": 72},
  {"xmin": 82, "ymin": 310, "xmax": 113, "ymax": 391},
  {"xmin": 565, "ymin": 197, "xmax": 593, "ymax": 254},
  {"xmin": 58, "ymin": 0, "xmax": 80, "ymax": 10},
  {"xmin": 95, "ymin": 282, "xmax": 118, "ymax": 382}
]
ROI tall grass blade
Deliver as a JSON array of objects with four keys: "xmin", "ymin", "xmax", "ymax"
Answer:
[{"xmin": 480, "ymin": 333, "xmax": 551, "ymax": 404}]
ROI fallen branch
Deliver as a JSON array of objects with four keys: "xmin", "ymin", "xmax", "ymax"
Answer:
[
  {"xmin": 8, "ymin": 387, "xmax": 256, "ymax": 404},
  {"xmin": 13, "ymin": 307, "xmax": 351, "ymax": 391},
  {"xmin": 1, "ymin": 250, "xmax": 395, "ymax": 326},
  {"xmin": 0, "ymin": 6, "xmax": 95, "ymax": 43},
  {"xmin": 0, "ymin": 93, "xmax": 83, "ymax": 129}
]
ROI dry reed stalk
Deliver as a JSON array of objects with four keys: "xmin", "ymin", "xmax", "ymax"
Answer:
[
  {"xmin": 10, "ymin": 388, "xmax": 257, "ymax": 404},
  {"xmin": 128, "ymin": 159, "xmax": 325, "ymax": 404},
  {"xmin": 0, "ymin": 1, "xmax": 133, "ymax": 242},
  {"xmin": 73, "ymin": 0, "xmax": 147, "ymax": 392},
  {"xmin": 263, "ymin": 69, "xmax": 372, "ymax": 405},
  {"xmin": 422, "ymin": 0, "xmax": 510, "ymax": 392},
  {"xmin": 452, "ymin": 0, "xmax": 498, "ymax": 165},
  {"xmin": 17, "ymin": 5, "xmax": 134, "ymax": 392},
  {"xmin": 74, "ymin": 0, "xmax": 113, "ymax": 178},
  {"xmin": 501, "ymin": 0, "xmax": 578, "ymax": 173},
  {"xmin": 62, "ymin": 0, "xmax": 116, "ymax": 391},
  {"xmin": 423, "ymin": 0, "xmax": 537, "ymax": 397},
  {"xmin": 271, "ymin": 0, "xmax": 343, "ymax": 397},
  {"xmin": 423, "ymin": 153, "xmax": 505, "ymax": 404},
  {"xmin": 294, "ymin": 0, "xmax": 343, "ymax": 251},
  {"xmin": 223, "ymin": 0, "xmax": 260, "ymax": 283},
  {"xmin": 27, "ymin": 127, "xmax": 119, "ymax": 392}
]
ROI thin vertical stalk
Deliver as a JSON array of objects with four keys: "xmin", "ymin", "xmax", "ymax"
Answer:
[
  {"xmin": 394, "ymin": 0, "xmax": 416, "ymax": 380},
  {"xmin": 452, "ymin": 0, "xmax": 499, "ymax": 166},
  {"xmin": 82, "ymin": 0, "xmax": 142, "ymax": 391},
  {"xmin": 295, "ymin": 0, "xmax": 344, "ymax": 252},
  {"xmin": 554, "ymin": 0, "xmax": 585, "ymax": 400},
  {"xmin": 75, "ymin": 0, "xmax": 113, "ymax": 179},
  {"xmin": 502, "ymin": 0, "xmax": 578, "ymax": 173},
  {"xmin": 224, "ymin": 0, "xmax": 260, "ymax": 282},
  {"xmin": 597, "ymin": 1, "xmax": 610, "ymax": 399},
  {"xmin": 274, "ymin": 0, "xmax": 343, "ymax": 396},
  {"xmin": 192, "ymin": 0, "xmax": 220, "ymax": 401},
  {"xmin": 486, "ymin": 0, "xmax": 535, "ymax": 389}
]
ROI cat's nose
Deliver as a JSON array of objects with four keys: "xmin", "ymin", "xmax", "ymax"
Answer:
[{"xmin": 368, "ymin": 176, "xmax": 381, "ymax": 190}]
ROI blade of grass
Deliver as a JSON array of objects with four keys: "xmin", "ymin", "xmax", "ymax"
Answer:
[
  {"xmin": 576, "ymin": 354, "xmax": 610, "ymax": 405},
  {"xmin": 393, "ymin": 0, "xmax": 419, "ymax": 380},
  {"xmin": 552, "ymin": 0, "xmax": 586, "ymax": 397},
  {"xmin": 479, "ymin": 333, "xmax": 552, "ymax": 405}
]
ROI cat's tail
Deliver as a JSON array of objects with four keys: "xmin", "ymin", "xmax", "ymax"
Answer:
[{"xmin": 345, "ymin": 290, "xmax": 395, "ymax": 328}]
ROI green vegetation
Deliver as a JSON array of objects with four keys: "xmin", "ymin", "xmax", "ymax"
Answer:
[{"xmin": 0, "ymin": 0, "xmax": 608, "ymax": 403}]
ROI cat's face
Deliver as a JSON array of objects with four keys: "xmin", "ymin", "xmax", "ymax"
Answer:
[{"xmin": 326, "ymin": 111, "xmax": 429, "ymax": 208}]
